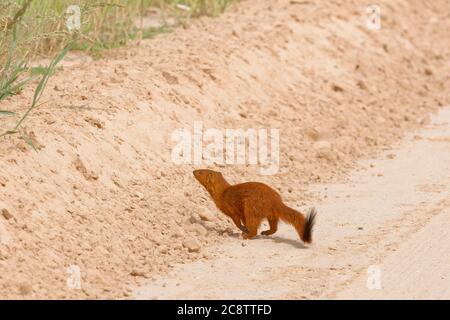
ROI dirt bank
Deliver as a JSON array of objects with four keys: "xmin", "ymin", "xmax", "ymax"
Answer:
[{"xmin": 0, "ymin": 0, "xmax": 449, "ymax": 299}]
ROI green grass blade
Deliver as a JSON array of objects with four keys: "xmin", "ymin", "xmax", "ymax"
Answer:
[
  {"xmin": 20, "ymin": 132, "xmax": 37, "ymax": 151},
  {"xmin": 14, "ymin": 43, "xmax": 72, "ymax": 131},
  {"xmin": 0, "ymin": 110, "xmax": 15, "ymax": 116}
]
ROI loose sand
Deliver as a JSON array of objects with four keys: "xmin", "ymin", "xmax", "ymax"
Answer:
[{"xmin": 0, "ymin": 0, "xmax": 449, "ymax": 299}]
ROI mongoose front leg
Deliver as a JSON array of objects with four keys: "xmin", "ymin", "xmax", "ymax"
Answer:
[
  {"xmin": 241, "ymin": 215, "xmax": 248, "ymax": 232},
  {"xmin": 242, "ymin": 203, "xmax": 259, "ymax": 239},
  {"xmin": 242, "ymin": 221, "xmax": 258, "ymax": 239},
  {"xmin": 230, "ymin": 214, "xmax": 248, "ymax": 233},
  {"xmin": 261, "ymin": 217, "xmax": 279, "ymax": 236},
  {"xmin": 239, "ymin": 225, "xmax": 249, "ymax": 233}
]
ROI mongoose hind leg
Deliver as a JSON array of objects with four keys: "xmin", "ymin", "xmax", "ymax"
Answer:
[
  {"xmin": 261, "ymin": 217, "xmax": 278, "ymax": 236},
  {"xmin": 242, "ymin": 219, "xmax": 258, "ymax": 239}
]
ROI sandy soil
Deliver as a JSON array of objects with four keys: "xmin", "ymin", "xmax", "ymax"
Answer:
[
  {"xmin": 0, "ymin": 0, "xmax": 449, "ymax": 299},
  {"xmin": 134, "ymin": 107, "xmax": 450, "ymax": 299}
]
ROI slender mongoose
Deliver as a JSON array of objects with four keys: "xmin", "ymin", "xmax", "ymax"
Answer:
[{"xmin": 193, "ymin": 169, "xmax": 317, "ymax": 243}]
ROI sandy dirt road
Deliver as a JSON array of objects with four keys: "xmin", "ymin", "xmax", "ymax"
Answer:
[
  {"xmin": 134, "ymin": 107, "xmax": 450, "ymax": 299},
  {"xmin": 1, "ymin": 0, "xmax": 449, "ymax": 299}
]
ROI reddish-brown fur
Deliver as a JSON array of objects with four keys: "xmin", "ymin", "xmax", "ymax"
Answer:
[{"xmin": 193, "ymin": 169, "xmax": 317, "ymax": 243}]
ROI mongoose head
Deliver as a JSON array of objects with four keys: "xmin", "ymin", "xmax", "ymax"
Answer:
[
  {"xmin": 193, "ymin": 169, "xmax": 228, "ymax": 196},
  {"xmin": 193, "ymin": 169, "xmax": 222, "ymax": 186}
]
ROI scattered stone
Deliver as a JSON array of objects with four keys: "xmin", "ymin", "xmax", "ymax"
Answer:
[
  {"xmin": 132, "ymin": 191, "xmax": 145, "ymax": 199},
  {"xmin": 331, "ymin": 84, "xmax": 344, "ymax": 92},
  {"xmin": 18, "ymin": 283, "xmax": 32, "ymax": 295},
  {"xmin": 188, "ymin": 215, "xmax": 198, "ymax": 224},
  {"xmin": 314, "ymin": 141, "xmax": 334, "ymax": 160},
  {"xmin": 1, "ymin": 208, "xmax": 13, "ymax": 220},
  {"xmin": 386, "ymin": 153, "xmax": 396, "ymax": 159},
  {"xmin": 305, "ymin": 128, "xmax": 321, "ymax": 141},
  {"xmin": 123, "ymin": 290, "xmax": 131, "ymax": 297},
  {"xmin": 171, "ymin": 228, "xmax": 185, "ymax": 238},
  {"xmin": 198, "ymin": 211, "xmax": 215, "ymax": 222},
  {"xmin": 73, "ymin": 156, "xmax": 98, "ymax": 181},
  {"xmin": 314, "ymin": 140, "xmax": 332, "ymax": 151},
  {"xmin": 357, "ymin": 80, "xmax": 367, "ymax": 90},
  {"xmin": 162, "ymin": 71, "xmax": 179, "ymax": 85},
  {"xmin": 203, "ymin": 221, "xmax": 216, "ymax": 230},
  {"xmin": 183, "ymin": 238, "xmax": 201, "ymax": 253},
  {"xmin": 109, "ymin": 76, "xmax": 123, "ymax": 84},
  {"xmin": 130, "ymin": 270, "xmax": 145, "ymax": 277},
  {"xmin": 192, "ymin": 224, "xmax": 207, "ymax": 236},
  {"xmin": 159, "ymin": 246, "xmax": 168, "ymax": 254}
]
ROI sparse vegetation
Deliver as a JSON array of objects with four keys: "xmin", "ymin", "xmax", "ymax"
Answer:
[
  {"xmin": 0, "ymin": 0, "xmax": 234, "ymax": 145},
  {"xmin": 0, "ymin": 41, "xmax": 71, "ymax": 149},
  {"xmin": 1, "ymin": 0, "xmax": 234, "ymax": 63}
]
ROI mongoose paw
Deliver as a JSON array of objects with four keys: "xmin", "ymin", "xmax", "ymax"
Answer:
[
  {"xmin": 242, "ymin": 233, "xmax": 256, "ymax": 240},
  {"xmin": 261, "ymin": 230, "xmax": 270, "ymax": 236},
  {"xmin": 239, "ymin": 225, "xmax": 249, "ymax": 233}
]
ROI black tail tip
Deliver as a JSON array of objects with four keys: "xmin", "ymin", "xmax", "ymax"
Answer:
[{"xmin": 303, "ymin": 207, "xmax": 317, "ymax": 244}]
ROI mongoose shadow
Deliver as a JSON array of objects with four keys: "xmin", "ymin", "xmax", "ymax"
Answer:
[
  {"xmin": 263, "ymin": 235, "xmax": 308, "ymax": 249},
  {"xmin": 224, "ymin": 232, "xmax": 307, "ymax": 249}
]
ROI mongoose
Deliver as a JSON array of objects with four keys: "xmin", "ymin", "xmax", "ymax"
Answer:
[{"xmin": 193, "ymin": 169, "xmax": 317, "ymax": 243}]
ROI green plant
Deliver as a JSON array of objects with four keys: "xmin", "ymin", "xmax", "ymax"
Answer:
[
  {"xmin": 0, "ymin": 43, "xmax": 72, "ymax": 149},
  {"xmin": 0, "ymin": 1, "xmax": 236, "ymax": 63},
  {"xmin": 0, "ymin": 0, "xmax": 235, "ymax": 149},
  {"xmin": 0, "ymin": 110, "xmax": 16, "ymax": 116}
]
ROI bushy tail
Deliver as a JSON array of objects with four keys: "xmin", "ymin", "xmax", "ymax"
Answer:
[
  {"xmin": 278, "ymin": 205, "xmax": 317, "ymax": 244},
  {"xmin": 303, "ymin": 207, "xmax": 317, "ymax": 244}
]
